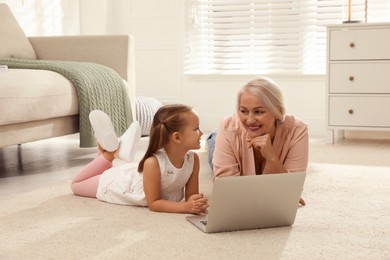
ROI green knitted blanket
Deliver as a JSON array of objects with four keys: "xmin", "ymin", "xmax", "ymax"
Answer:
[{"xmin": 0, "ymin": 58, "xmax": 133, "ymax": 148}]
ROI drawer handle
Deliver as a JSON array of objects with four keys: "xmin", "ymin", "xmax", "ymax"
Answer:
[
  {"xmin": 349, "ymin": 42, "xmax": 355, "ymax": 48},
  {"xmin": 349, "ymin": 76, "xmax": 354, "ymax": 81},
  {"xmin": 348, "ymin": 109, "xmax": 354, "ymax": 114}
]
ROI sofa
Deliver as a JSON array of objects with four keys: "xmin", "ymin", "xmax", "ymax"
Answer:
[{"xmin": 0, "ymin": 3, "xmax": 136, "ymax": 148}]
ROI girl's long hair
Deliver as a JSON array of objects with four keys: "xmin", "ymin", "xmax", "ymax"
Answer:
[{"xmin": 137, "ymin": 104, "xmax": 192, "ymax": 172}]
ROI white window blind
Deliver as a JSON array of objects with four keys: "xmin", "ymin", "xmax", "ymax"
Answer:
[{"xmin": 185, "ymin": 0, "xmax": 390, "ymax": 75}]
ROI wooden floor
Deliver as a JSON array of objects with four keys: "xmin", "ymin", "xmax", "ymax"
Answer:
[
  {"xmin": 1, "ymin": 133, "xmax": 390, "ymax": 198},
  {"xmin": 0, "ymin": 134, "xmax": 97, "ymax": 197}
]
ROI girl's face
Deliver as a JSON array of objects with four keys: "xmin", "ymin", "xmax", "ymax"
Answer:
[
  {"xmin": 238, "ymin": 91, "xmax": 277, "ymax": 139},
  {"xmin": 180, "ymin": 110, "xmax": 203, "ymax": 150}
]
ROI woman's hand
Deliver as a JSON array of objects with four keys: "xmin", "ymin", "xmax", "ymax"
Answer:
[
  {"xmin": 248, "ymin": 134, "xmax": 277, "ymax": 161},
  {"xmin": 247, "ymin": 133, "xmax": 289, "ymax": 175},
  {"xmin": 187, "ymin": 194, "xmax": 209, "ymax": 215}
]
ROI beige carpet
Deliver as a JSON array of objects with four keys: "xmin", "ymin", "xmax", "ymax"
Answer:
[{"xmin": 1, "ymin": 153, "xmax": 390, "ymax": 259}]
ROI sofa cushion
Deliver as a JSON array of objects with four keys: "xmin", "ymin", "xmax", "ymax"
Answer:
[
  {"xmin": 0, "ymin": 69, "xmax": 78, "ymax": 125},
  {"xmin": 0, "ymin": 4, "xmax": 37, "ymax": 59}
]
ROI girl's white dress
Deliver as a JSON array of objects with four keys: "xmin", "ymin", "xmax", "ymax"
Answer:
[{"xmin": 96, "ymin": 149, "xmax": 195, "ymax": 206}]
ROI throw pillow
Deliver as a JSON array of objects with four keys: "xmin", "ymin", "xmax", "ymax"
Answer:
[
  {"xmin": 135, "ymin": 96, "xmax": 163, "ymax": 136},
  {"xmin": 0, "ymin": 4, "xmax": 36, "ymax": 59}
]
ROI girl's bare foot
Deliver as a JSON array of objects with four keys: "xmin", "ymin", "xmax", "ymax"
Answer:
[
  {"xmin": 103, "ymin": 150, "xmax": 116, "ymax": 162},
  {"xmin": 98, "ymin": 144, "xmax": 116, "ymax": 162}
]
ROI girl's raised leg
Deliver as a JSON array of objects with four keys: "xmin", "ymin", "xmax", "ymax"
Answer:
[{"xmin": 71, "ymin": 153, "xmax": 113, "ymax": 198}]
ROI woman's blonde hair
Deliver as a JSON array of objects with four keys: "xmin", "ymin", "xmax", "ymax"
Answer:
[
  {"xmin": 137, "ymin": 104, "xmax": 193, "ymax": 172},
  {"xmin": 237, "ymin": 77, "xmax": 286, "ymax": 121}
]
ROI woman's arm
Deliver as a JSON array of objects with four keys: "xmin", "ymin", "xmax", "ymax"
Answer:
[
  {"xmin": 213, "ymin": 119, "xmax": 242, "ymax": 177},
  {"xmin": 283, "ymin": 126, "xmax": 309, "ymax": 173},
  {"xmin": 249, "ymin": 121, "xmax": 309, "ymax": 174},
  {"xmin": 142, "ymin": 155, "xmax": 207, "ymax": 214}
]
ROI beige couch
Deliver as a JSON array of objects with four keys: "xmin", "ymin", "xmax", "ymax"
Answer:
[{"xmin": 0, "ymin": 4, "xmax": 135, "ymax": 148}]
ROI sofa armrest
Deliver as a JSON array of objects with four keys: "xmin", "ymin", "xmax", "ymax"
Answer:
[
  {"xmin": 28, "ymin": 35, "xmax": 134, "ymax": 81},
  {"xmin": 28, "ymin": 34, "xmax": 136, "ymax": 120}
]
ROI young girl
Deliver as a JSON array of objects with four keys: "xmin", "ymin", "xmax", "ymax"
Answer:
[{"xmin": 71, "ymin": 104, "xmax": 209, "ymax": 215}]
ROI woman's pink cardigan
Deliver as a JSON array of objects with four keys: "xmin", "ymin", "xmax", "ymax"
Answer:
[{"xmin": 213, "ymin": 114, "xmax": 309, "ymax": 177}]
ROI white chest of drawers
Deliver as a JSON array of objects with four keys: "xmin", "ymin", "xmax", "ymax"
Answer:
[{"xmin": 326, "ymin": 23, "xmax": 390, "ymax": 144}]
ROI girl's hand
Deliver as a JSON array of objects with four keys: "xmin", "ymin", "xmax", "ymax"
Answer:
[
  {"xmin": 187, "ymin": 194, "xmax": 209, "ymax": 215},
  {"xmin": 247, "ymin": 134, "xmax": 277, "ymax": 161}
]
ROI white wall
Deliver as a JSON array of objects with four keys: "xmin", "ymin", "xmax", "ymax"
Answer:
[
  {"xmin": 182, "ymin": 75, "xmax": 326, "ymax": 136},
  {"xmin": 1, "ymin": 0, "xmax": 80, "ymax": 35},
  {"xmin": 119, "ymin": 0, "xmax": 327, "ymax": 135},
  {"xmin": 3, "ymin": 0, "xmax": 327, "ymax": 136},
  {"xmin": 95, "ymin": 0, "xmax": 326, "ymax": 135}
]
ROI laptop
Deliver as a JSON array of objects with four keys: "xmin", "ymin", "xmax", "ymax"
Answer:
[{"xmin": 186, "ymin": 172, "xmax": 306, "ymax": 233}]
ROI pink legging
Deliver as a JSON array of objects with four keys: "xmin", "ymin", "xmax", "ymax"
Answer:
[{"xmin": 71, "ymin": 154, "xmax": 113, "ymax": 198}]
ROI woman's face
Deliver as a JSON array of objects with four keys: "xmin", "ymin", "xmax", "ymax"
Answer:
[{"xmin": 238, "ymin": 91, "xmax": 277, "ymax": 139}]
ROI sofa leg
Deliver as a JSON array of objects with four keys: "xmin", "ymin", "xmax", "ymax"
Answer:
[{"xmin": 16, "ymin": 144, "xmax": 24, "ymax": 172}]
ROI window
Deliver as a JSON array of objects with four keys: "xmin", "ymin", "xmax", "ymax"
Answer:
[{"xmin": 185, "ymin": 0, "xmax": 390, "ymax": 75}]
